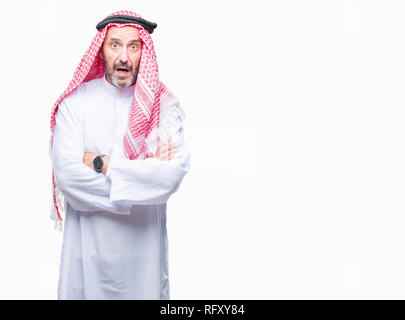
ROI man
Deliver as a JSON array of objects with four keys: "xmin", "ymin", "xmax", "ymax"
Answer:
[{"xmin": 49, "ymin": 11, "xmax": 190, "ymax": 300}]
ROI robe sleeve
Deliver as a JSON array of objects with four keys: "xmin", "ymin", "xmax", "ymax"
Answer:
[
  {"xmin": 105, "ymin": 99, "xmax": 191, "ymax": 205},
  {"xmin": 52, "ymin": 98, "xmax": 133, "ymax": 215}
]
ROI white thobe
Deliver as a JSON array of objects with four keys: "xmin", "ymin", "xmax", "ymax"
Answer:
[{"xmin": 52, "ymin": 75, "xmax": 190, "ymax": 300}]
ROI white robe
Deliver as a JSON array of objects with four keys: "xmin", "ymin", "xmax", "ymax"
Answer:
[{"xmin": 52, "ymin": 75, "xmax": 190, "ymax": 300}]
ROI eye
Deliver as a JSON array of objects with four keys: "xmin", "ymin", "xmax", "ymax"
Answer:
[
  {"xmin": 111, "ymin": 43, "xmax": 118, "ymax": 48},
  {"xmin": 130, "ymin": 44, "xmax": 138, "ymax": 50}
]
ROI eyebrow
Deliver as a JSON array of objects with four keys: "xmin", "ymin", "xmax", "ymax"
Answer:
[{"xmin": 109, "ymin": 38, "xmax": 141, "ymax": 43}]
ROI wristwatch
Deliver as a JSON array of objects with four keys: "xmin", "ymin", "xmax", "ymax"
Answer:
[{"xmin": 93, "ymin": 154, "xmax": 106, "ymax": 173}]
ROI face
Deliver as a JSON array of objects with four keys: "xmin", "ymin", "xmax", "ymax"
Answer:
[{"xmin": 100, "ymin": 26, "xmax": 143, "ymax": 88}]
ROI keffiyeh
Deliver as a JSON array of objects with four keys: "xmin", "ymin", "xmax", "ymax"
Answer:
[{"xmin": 49, "ymin": 10, "xmax": 176, "ymax": 222}]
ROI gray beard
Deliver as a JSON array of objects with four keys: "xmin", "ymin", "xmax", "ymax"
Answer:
[{"xmin": 102, "ymin": 53, "xmax": 138, "ymax": 88}]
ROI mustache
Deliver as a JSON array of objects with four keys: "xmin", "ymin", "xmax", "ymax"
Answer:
[{"xmin": 113, "ymin": 63, "xmax": 133, "ymax": 71}]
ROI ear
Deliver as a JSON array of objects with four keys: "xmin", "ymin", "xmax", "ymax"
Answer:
[{"xmin": 98, "ymin": 45, "xmax": 104, "ymax": 60}]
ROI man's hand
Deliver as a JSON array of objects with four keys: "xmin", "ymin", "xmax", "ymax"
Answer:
[
  {"xmin": 83, "ymin": 152, "xmax": 110, "ymax": 174},
  {"xmin": 154, "ymin": 139, "xmax": 179, "ymax": 161}
]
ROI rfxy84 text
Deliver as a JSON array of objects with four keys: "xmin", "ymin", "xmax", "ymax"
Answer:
[{"xmin": 205, "ymin": 304, "xmax": 245, "ymax": 315}]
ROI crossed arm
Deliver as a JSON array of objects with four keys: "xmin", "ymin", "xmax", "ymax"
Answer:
[
  {"xmin": 82, "ymin": 138, "xmax": 179, "ymax": 174},
  {"xmin": 52, "ymin": 98, "xmax": 190, "ymax": 215}
]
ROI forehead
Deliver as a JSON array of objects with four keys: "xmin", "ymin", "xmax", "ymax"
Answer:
[{"xmin": 105, "ymin": 26, "xmax": 140, "ymax": 40}]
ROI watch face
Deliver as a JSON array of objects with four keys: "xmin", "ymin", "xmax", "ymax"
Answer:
[{"xmin": 93, "ymin": 156, "xmax": 103, "ymax": 169}]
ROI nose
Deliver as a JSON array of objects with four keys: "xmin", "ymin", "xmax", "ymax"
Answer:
[{"xmin": 118, "ymin": 47, "xmax": 129, "ymax": 64}]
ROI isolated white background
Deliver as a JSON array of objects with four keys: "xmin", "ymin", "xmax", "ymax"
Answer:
[{"xmin": 0, "ymin": 0, "xmax": 404, "ymax": 299}]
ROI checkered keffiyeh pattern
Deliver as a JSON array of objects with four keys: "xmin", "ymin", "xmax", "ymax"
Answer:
[{"xmin": 49, "ymin": 11, "xmax": 175, "ymax": 222}]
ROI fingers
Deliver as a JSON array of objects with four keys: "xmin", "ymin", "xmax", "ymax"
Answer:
[
  {"xmin": 159, "ymin": 143, "xmax": 179, "ymax": 155},
  {"xmin": 159, "ymin": 149, "xmax": 178, "ymax": 161},
  {"xmin": 154, "ymin": 140, "xmax": 179, "ymax": 161},
  {"xmin": 155, "ymin": 140, "xmax": 169, "ymax": 158},
  {"xmin": 158, "ymin": 147, "xmax": 179, "ymax": 161}
]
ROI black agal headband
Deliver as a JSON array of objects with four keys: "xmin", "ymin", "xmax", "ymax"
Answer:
[{"xmin": 96, "ymin": 15, "xmax": 157, "ymax": 34}]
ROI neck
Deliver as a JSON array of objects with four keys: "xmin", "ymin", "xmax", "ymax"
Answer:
[{"xmin": 102, "ymin": 74, "xmax": 135, "ymax": 97}]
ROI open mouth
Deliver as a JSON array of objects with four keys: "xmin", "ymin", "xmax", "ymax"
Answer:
[{"xmin": 115, "ymin": 67, "xmax": 130, "ymax": 75}]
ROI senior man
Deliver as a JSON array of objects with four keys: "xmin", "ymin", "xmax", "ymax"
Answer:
[{"xmin": 49, "ymin": 11, "xmax": 190, "ymax": 300}]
